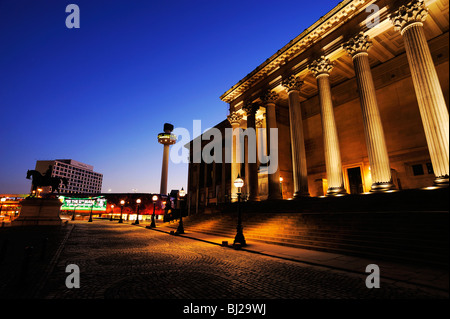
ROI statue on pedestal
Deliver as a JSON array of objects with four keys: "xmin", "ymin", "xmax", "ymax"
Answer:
[{"xmin": 26, "ymin": 165, "xmax": 68, "ymax": 197}]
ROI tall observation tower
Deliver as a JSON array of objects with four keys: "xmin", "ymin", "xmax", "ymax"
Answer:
[{"xmin": 158, "ymin": 123, "xmax": 177, "ymax": 195}]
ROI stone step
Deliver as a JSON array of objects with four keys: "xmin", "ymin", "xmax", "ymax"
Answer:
[
  {"xmin": 180, "ymin": 223, "xmax": 448, "ymax": 243},
  {"xmin": 183, "ymin": 225, "xmax": 447, "ymax": 252},
  {"xmin": 165, "ymin": 211, "xmax": 449, "ymax": 267},
  {"xmin": 176, "ymin": 227, "xmax": 447, "ymax": 266}
]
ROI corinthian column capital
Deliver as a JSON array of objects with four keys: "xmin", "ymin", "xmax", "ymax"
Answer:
[
  {"xmin": 343, "ymin": 32, "xmax": 372, "ymax": 58},
  {"xmin": 282, "ymin": 75, "xmax": 304, "ymax": 93},
  {"xmin": 255, "ymin": 118, "xmax": 263, "ymax": 128},
  {"xmin": 260, "ymin": 90, "xmax": 279, "ymax": 105},
  {"xmin": 242, "ymin": 101, "xmax": 260, "ymax": 116},
  {"xmin": 390, "ymin": 0, "xmax": 428, "ymax": 34},
  {"xmin": 227, "ymin": 112, "xmax": 242, "ymax": 126},
  {"xmin": 308, "ymin": 56, "xmax": 334, "ymax": 78}
]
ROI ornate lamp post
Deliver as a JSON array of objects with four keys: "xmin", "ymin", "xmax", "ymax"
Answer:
[
  {"xmin": 233, "ymin": 175, "xmax": 246, "ymax": 246},
  {"xmin": 147, "ymin": 195, "xmax": 158, "ymax": 228},
  {"xmin": 279, "ymin": 176, "xmax": 284, "ymax": 198},
  {"xmin": 109, "ymin": 204, "xmax": 114, "ymax": 221},
  {"xmin": 134, "ymin": 199, "xmax": 141, "ymax": 225},
  {"xmin": 177, "ymin": 188, "xmax": 186, "ymax": 234},
  {"xmin": 118, "ymin": 200, "xmax": 125, "ymax": 223},
  {"xmin": 88, "ymin": 198, "xmax": 94, "ymax": 222}
]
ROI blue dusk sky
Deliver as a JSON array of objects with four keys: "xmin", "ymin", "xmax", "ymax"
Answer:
[{"xmin": 0, "ymin": 0, "xmax": 340, "ymax": 194}]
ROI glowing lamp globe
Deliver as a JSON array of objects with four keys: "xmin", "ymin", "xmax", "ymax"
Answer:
[{"xmin": 234, "ymin": 177, "xmax": 244, "ymax": 189}]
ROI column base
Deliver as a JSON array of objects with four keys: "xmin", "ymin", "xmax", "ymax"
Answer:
[
  {"xmin": 293, "ymin": 191, "xmax": 310, "ymax": 199},
  {"xmin": 434, "ymin": 175, "xmax": 449, "ymax": 187},
  {"xmin": 267, "ymin": 193, "xmax": 282, "ymax": 200},
  {"xmin": 248, "ymin": 195, "xmax": 261, "ymax": 201},
  {"xmin": 370, "ymin": 182, "xmax": 396, "ymax": 193},
  {"xmin": 326, "ymin": 187, "xmax": 348, "ymax": 196}
]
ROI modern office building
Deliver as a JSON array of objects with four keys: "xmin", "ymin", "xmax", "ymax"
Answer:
[
  {"xmin": 185, "ymin": 0, "xmax": 449, "ymax": 213},
  {"xmin": 34, "ymin": 159, "xmax": 103, "ymax": 194}
]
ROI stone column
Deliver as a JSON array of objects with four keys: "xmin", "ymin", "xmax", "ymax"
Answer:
[
  {"xmin": 221, "ymin": 142, "xmax": 226, "ymax": 203},
  {"xmin": 391, "ymin": 0, "xmax": 449, "ymax": 185},
  {"xmin": 227, "ymin": 112, "xmax": 243, "ymax": 202},
  {"xmin": 343, "ymin": 33, "xmax": 395, "ymax": 192},
  {"xmin": 243, "ymin": 102, "xmax": 260, "ymax": 201},
  {"xmin": 281, "ymin": 76, "xmax": 310, "ymax": 197},
  {"xmin": 260, "ymin": 90, "xmax": 282, "ymax": 200},
  {"xmin": 308, "ymin": 56, "xmax": 347, "ymax": 195}
]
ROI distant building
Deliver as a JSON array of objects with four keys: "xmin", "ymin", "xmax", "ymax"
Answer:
[{"xmin": 34, "ymin": 159, "xmax": 103, "ymax": 194}]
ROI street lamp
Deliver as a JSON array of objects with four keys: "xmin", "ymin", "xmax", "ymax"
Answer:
[
  {"xmin": 233, "ymin": 175, "xmax": 246, "ymax": 246},
  {"xmin": 88, "ymin": 198, "xmax": 94, "ymax": 222},
  {"xmin": 147, "ymin": 195, "xmax": 158, "ymax": 228},
  {"xmin": 118, "ymin": 200, "xmax": 125, "ymax": 223},
  {"xmin": 134, "ymin": 199, "xmax": 141, "ymax": 225},
  {"xmin": 109, "ymin": 204, "xmax": 114, "ymax": 221},
  {"xmin": 279, "ymin": 176, "xmax": 283, "ymax": 198},
  {"xmin": 177, "ymin": 188, "xmax": 186, "ymax": 234}
]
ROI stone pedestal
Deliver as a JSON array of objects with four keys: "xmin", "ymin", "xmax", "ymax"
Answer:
[{"xmin": 12, "ymin": 198, "xmax": 62, "ymax": 226}]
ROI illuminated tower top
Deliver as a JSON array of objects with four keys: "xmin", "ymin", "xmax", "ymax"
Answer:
[{"xmin": 158, "ymin": 123, "xmax": 177, "ymax": 145}]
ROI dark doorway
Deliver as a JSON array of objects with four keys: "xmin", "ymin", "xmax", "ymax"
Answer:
[{"xmin": 347, "ymin": 167, "xmax": 364, "ymax": 194}]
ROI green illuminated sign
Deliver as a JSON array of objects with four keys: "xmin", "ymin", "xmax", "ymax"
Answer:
[{"xmin": 59, "ymin": 196, "xmax": 107, "ymax": 211}]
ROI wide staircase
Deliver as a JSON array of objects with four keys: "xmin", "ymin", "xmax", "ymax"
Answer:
[{"xmin": 165, "ymin": 190, "xmax": 449, "ymax": 268}]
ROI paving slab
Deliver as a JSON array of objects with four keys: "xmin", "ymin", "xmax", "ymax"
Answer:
[{"xmin": 147, "ymin": 223, "xmax": 449, "ymax": 293}]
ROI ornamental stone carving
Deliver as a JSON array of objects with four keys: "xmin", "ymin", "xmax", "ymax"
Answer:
[
  {"xmin": 227, "ymin": 112, "xmax": 242, "ymax": 125},
  {"xmin": 342, "ymin": 32, "xmax": 372, "ymax": 57},
  {"xmin": 260, "ymin": 90, "xmax": 279, "ymax": 104},
  {"xmin": 308, "ymin": 56, "xmax": 334, "ymax": 77},
  {"xmin": 281, "ymin": 75, "xmax": 304, "ymax": 93},
  {"xmin": 255, "ymin": 118, "xmax": 263, "ymax": 128},
  {"xmin": 390, "ymin": 0, "xmax": 428, "ymax": 33},
  {"xmin": 242, "ymin": 101, "xmax": 260, "ymax": 116}
]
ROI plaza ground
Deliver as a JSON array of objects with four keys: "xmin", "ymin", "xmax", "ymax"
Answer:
[{"xmin": 1, "ymin": 219, "xmax": 447, "ymax": 300}]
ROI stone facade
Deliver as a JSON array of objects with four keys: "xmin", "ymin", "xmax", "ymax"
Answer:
[{"xmin": 186, "ymin": 0, "xmax": 449, "ymax": 212}]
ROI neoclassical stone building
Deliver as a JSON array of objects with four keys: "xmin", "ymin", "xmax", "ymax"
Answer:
[{"xmin": 186, "ymin": 0, "xmax": 448, "ymax": 213}]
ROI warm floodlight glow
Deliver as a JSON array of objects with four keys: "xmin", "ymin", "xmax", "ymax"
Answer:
[
  {"xmin": 136, "ymin": 199, "xmax": 141, "ymax": 204},
  {"xmin": 152, "ymin": 195, "xmax": 158, "ymax": 201},
  {"xmin": 120, "ymin": 200, "xmax": 125, "ymax": 205}
]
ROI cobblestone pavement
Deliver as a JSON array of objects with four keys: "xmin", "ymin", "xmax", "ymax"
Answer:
[{"xmin": 38, "ymin": 221, "xmax": 446, "ymax": 299}]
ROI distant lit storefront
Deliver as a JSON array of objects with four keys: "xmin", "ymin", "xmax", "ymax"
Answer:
[
  {"xmin": 59, "ymin": 193, "xmax": 180, "ymax": 222},
  {"xmin": 0, "ymin": 194, "xmax": 27, "ymax": 223}
]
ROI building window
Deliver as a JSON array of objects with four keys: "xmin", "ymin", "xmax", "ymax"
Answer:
[{"xmin": 412, "ymin": 164, "xmax": 424, "ymax": 176}]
